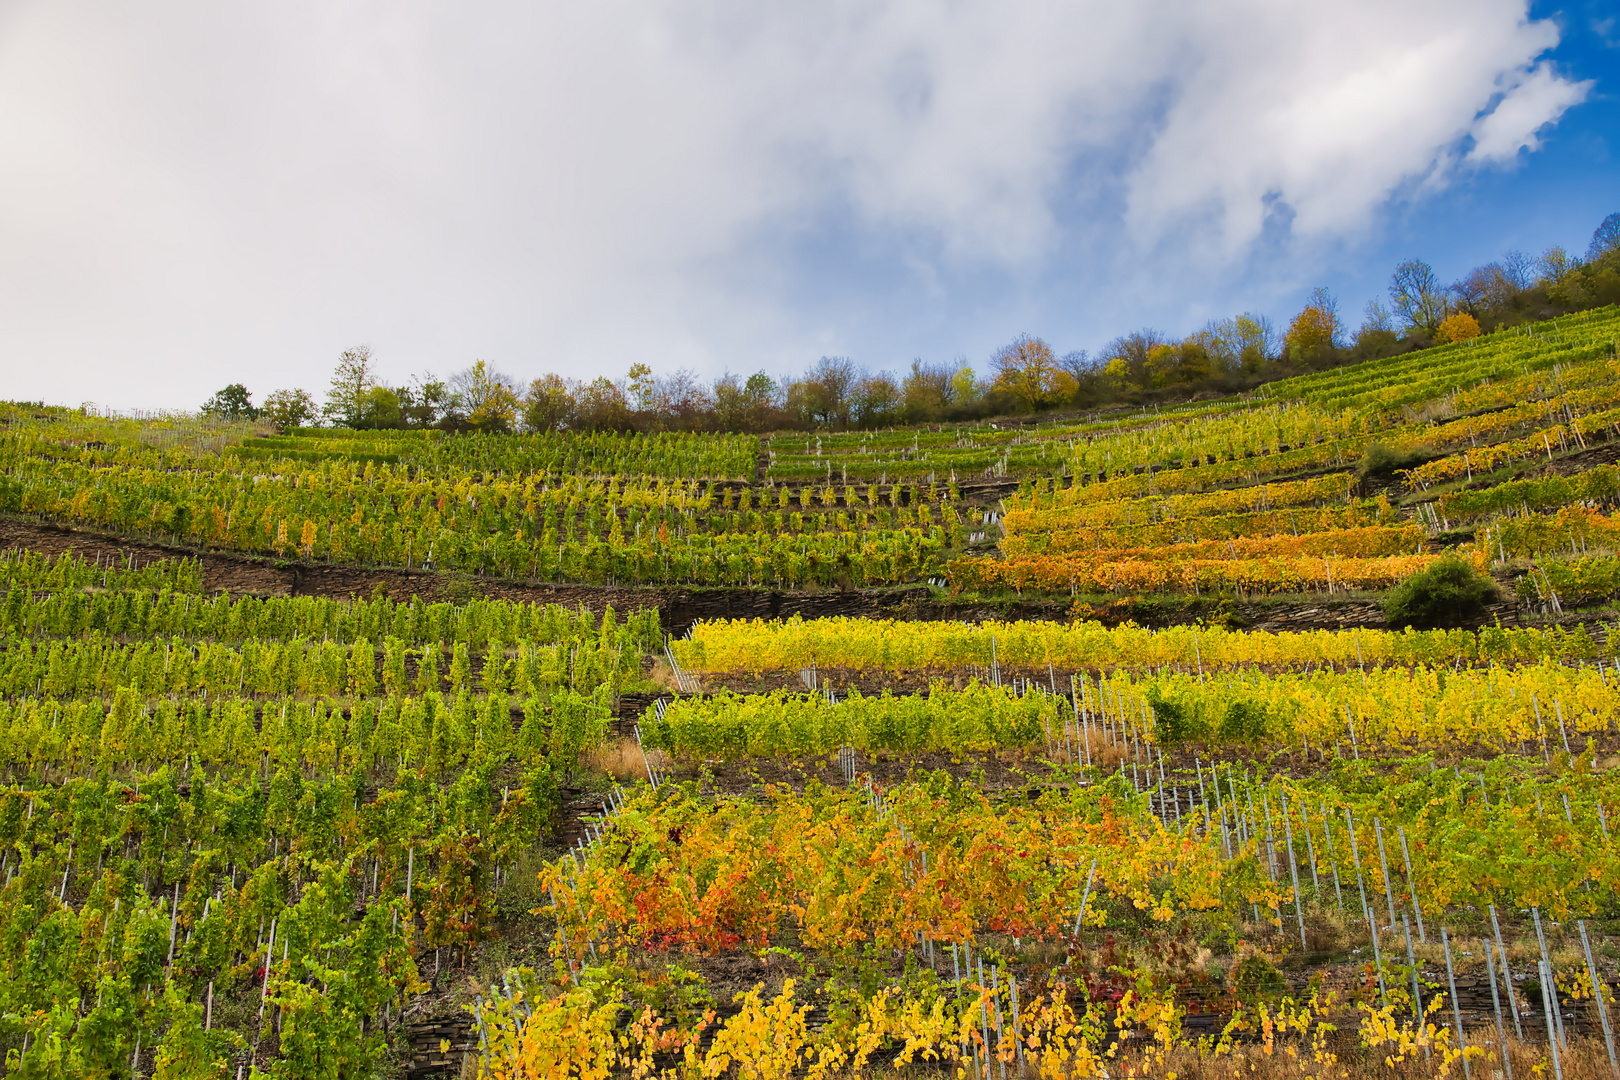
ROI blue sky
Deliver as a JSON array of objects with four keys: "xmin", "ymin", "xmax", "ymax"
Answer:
[
  {"xmin": 761, "ymin": 0, "xmax": 1619, "ymax": 368},
  {"xmin": 1307, "ymin": 0, "xmax": 1616, "ymax": 338},
  {"xmin": 0, "ymin": 0, "xmax": 1614, "ymax": 409}
]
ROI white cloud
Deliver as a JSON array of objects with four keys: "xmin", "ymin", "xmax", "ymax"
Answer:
[
  {"xmin": 1467, "ymin": 61, "xmax": 1592, "ymax": 163},
  {"xmin": 1123, "ymin": 1, "xmax": 1589, "ymax": 252},
  {"xmin": 0, "ymin": 0, "xmax": 1593, "ymax": 406}
]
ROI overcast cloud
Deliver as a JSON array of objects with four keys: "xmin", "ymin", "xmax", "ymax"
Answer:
[{"xmin": 0, "ymin": 0, "xmax": 1596, "ymax": 408}]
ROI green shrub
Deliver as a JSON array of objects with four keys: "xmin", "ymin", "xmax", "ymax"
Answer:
[
  {"xmin": 1231, "ymin": 955, "xmax": 1287, "ymax": 1005},
  {"xmin": 547, "ymin": 688, "xmax": 612, "ymax": 776},
  {"xmin": 1148, "ymin": 689, "xmax": 1270, "ymax": 747},
  {"xmin": 1383, "ymin": 556, "xmax": 1500, "ymax": 628},
  {"xmin": 524, "ymin": 761, "xmax": 560, "ymax": 835},
  {"xmin": 1203, "ymin": 596, "xmax": 1248, "ymax": 631},
  {"xmin": 1147, "ymin": 691, "xmax": 1206, "ymax": 745},
  {"xmin": 1355, "ymin": 441, "xmax": 1431, "ymax": 482},
  {"xmin": 1217, "ymin": 700, "xmax": 1270, "ymax": 745}
]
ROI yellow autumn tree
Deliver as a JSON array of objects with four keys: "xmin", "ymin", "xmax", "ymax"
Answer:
[
  {"xmin": 990, "ymin": 334, "xmax": 1060, "ymax": 409},
  {"xmin": 1284, "ymin": 306, "xmax": 1336, "ymax": 360},
  {"xmin": 1435, "ymin": 311, "xmax": 1481, "ymax": 344}
]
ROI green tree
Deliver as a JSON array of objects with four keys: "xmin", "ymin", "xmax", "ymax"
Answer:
[
  {"xmin": 1230, "ymin": 314, "xmax": 1275, "ymax": 373},
  {"xmin": 626, "ymin": 362, "xmax": 656, "ymax": 412},
  {"xmin": 262, "ymin": 388, "xmax": 318, "ymax": 433},
  {"xmin": 575, "ymin": 375, "xmax": 629, "ymax": 430},
  {"xmin": 200, "ymin": 383, "xmax": 259, "ymax": 420},
  {"xmin": 902, "ymin": 359, "xmax": 954, "ymax": 420},
  {"xmin": 522, "ymin": 373, "xmax": 577, "ymax": 432},
  {"xmin": 946, "ymin": 365, "xmax": 980, "ymax": 404},
  {"xmin": 712, "ymin": 371, "xmax": 748, "ymax": 431},
  {"xmin": 323, "ymin": 346, "xmax": 376, "ymax": 427},
  {"xmin": 743, "ymin": 371, "xmax": 777, "ymax": 429},
  {"xmin": 451, "ymin": 360, "xmax": 520, "ymax": 432},
  {"xmin": 398, "ymin": 373, "xmax": 449, "ymax": 427},
  {"xmin": 356, "ymin": 385, "xmax": 404, "ymax": 429}
]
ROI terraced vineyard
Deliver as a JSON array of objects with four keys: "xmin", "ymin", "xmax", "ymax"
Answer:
[
  {"xmin": 3, "ymin": 307, "xmax": 1620, "ymax": 1078},
  {"xmin": 957, "ymin": 307, "xmax": 1620, "ymax": 602}
]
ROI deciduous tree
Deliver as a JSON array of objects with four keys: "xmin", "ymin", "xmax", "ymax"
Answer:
[
  {"xmin": 323, "ymin": 346, "xmax": 375, "ymax": 427},
  {"xmin": 901, "ymin": 360, "xmax": 952, "ymax": 420},
  {"xmin": 712, "ymin": 372, "xmax": 748, "ymax": 431},
  {"xmin": 1587, "ymin": 212, "xmax": 1620, "ymax": 262},
  {"xmin": 1099, "ymin": 330, "xmax": 1167, "ymax": 388},
  {"xmin": 399, "ymin": 373, "xmax": 449, "ymax": 427},
  {"xmin": 852, "ymin": 371, "xmax": 902, "ymax": 426},
  {"xmin": 1451, "ymin": 262, "xmax": 1519, "ymax": 314},
  {"xmin": 200, "ymin": 383, "xmax": 258, "ymax": 420},
  {"xmin": 949, "ymin": 365, "xmax": 982, "ymax": 404},
  {"xmin": 1502, "ymin": 249, "xmax": 1533, "ymax": 290},
  {"xmin": 1388, "ymin": 259, "xmax": 1448, "ymax": 333},
  {"xmin": 262, "ymin": 388, "xmax": 318, "ymax": 433},
  {"xmin": 451, "ymin": 360, "xmax": 520, "ymax": 432},
  {"xmin": 575, "ymin": 376, "xmax": 629, "ymax": 430},
  {"xmin": 626, "ymin": 363, "xmax": 656, "ymax": 413},
  {"xmin": 357, "ymin": 385, "xmax": 404, "ymax": 429},
  {"xmin": 652, "ymin": 368, "xmax": 713, "ymax": 428},
  {"xmin": 1228, "ymin": 315, "xmax": 1276, "ymax": 373},
  {"xmin": 990, "ymin": 333, "xmax": 1059, "ymax": 408},
  {"xmin": 1353, "ymin": 300, "xmax": 1398, "ymax": 358},
  {"xmin": 522, "ymin": 374, "xmax": 577, "ymax": 433},
  {"xmin": 1536, "ymin": 246, "xmax": 1575, "ymax": 285},
  {"xmin": 1305, "ymin": 287, "xmax": 1343, "ymax": 347},
  {"xmin": 794, "ymin": 356, "xmax": 857, "ymax": 427},
  {"xmin": 743, "ymin": 372, "xmax": 777, "ymax": 430},
  {"xmin": 1284, "ymin": 305, "xmax": 1336, "ymax": 361},
  {"xmin": 1435, "ymin": 311, "xmax": 1481, "ymax": 344}
]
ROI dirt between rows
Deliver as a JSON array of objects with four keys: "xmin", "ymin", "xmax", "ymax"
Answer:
[
  {"xmin": 0, "ymin": 514, "xmax": 1601, "ymax": 637},
  {"xmin": 644, "ymin": 731, "xmax": 1620, "ymax": 801},
  {"xmin": 0, "ymin": 516, "xmax": 942, "ymax": 631}
]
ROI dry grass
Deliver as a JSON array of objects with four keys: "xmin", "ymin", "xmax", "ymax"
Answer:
[
  {"xmin": 1043, "ymin": 726, "xmax": 1138, "ymax": 770},
  {"xmin": 581, "ymin": 737, "xmax": 669, "ymax": 783},
  {"xmin": 649, "ymin": 659, "xmax": 698, "ymax": 693}
]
